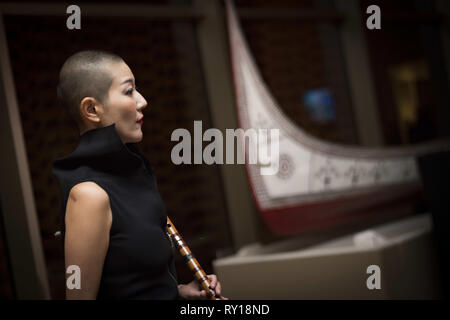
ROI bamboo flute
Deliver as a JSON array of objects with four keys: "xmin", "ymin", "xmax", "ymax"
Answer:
[{"xmin": 166, "ymin": 217, "xmax": 221, "ymax": 300}]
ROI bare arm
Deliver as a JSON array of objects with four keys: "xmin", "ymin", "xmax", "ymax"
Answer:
[{"xmin": 64, "ymin": 182, "xmax": 112, "ymax": 300}]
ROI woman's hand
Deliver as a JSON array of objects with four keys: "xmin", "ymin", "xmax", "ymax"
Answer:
[{"xmin": 178, "ymin": 274, "xmax": 229, "ymax": 300}]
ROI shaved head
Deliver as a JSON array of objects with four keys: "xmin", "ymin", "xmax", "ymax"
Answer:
[{"xmin": 57, "ymin": 50, "xmax": 123, "ymax": 129}]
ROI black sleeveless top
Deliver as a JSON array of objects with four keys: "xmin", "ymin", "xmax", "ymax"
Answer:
[{"xmin": 52, "ymin": 123, "xmax": 179, "ymax": 300}]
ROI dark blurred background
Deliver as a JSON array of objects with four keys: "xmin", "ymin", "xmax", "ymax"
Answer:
[{"xmin": 0, "ymin": 0, "xmax": 449, "ymax": 299}]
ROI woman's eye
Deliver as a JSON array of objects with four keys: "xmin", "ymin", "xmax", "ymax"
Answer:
[{"xmin": 125, "ymin": 88, "xmax": 133, "ymax": 95}]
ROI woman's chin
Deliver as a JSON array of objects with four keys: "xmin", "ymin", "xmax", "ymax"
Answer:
[
  {"xmin": 134, "ymin": 129, "xmax": 144, "ymax": 142},
  {"xmin": 122, "ymin": 130, "xmax": 143, "ymax": 144}
]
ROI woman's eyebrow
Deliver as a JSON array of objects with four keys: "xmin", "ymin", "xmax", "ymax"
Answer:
[{"xmin": 120, "ymin": 78, "xmax": 134, "ymax": 86}]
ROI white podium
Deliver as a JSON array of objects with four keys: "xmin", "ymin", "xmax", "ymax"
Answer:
[{"xmin": 213, "ymin": 214, "xmax": 441, "ymax": 299}]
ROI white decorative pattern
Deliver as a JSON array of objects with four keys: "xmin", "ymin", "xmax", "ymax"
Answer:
[{"xmin": 226, "ymin": 0, "xmax": 447, "ymax": 210}]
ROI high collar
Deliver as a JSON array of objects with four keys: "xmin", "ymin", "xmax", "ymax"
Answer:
[{"xmin": 52, "ymin": 123, "xmax": 149, "ymax": 174}]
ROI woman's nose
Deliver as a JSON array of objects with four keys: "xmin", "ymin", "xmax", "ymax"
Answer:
[{"xmin": 136, "ymin": 91, "xmax": 148, "ymax": 110}]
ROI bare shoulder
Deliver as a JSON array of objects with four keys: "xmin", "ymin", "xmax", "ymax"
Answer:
[
  {"xmin": 68, "ymin": 181, "xmax": 109, "ymax": 205},
  {"xmin": 66, "ymin": 182, "xmax": 112, "ymax": 226},
  {"xmin": 65, "ymin": 182, "xmax": 111, "ymax": 300}
]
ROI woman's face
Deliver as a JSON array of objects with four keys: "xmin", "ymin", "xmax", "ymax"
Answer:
[{"xmin": 100, "ymin": 60, "xmax": 147, "ymax": 143}]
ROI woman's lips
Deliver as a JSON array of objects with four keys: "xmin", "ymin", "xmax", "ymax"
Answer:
[{"xmin": 137, "ymin": 117, "xmax": 144, "ymax": 125}]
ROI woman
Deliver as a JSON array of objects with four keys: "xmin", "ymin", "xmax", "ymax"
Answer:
[{"xmin": 52, "ymin": 50, "xmax": 226, "ymax": 300}]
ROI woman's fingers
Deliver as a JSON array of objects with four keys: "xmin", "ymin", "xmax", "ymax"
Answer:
[
  {"xmin": 206, "ymin": 274, "xmax": 228, "ymax": 299},
  {"xmin": 207, "ymin": 274, "xmax": 218, "ymax": 290},
  {"xmin": 215, "ymin": 281, "xmax": 222, "ymax": 296}
]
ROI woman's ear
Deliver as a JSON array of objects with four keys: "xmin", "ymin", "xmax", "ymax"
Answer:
[{"xmin": 80, "ymin": 97, "xmax": 102, "ymax": 123}]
